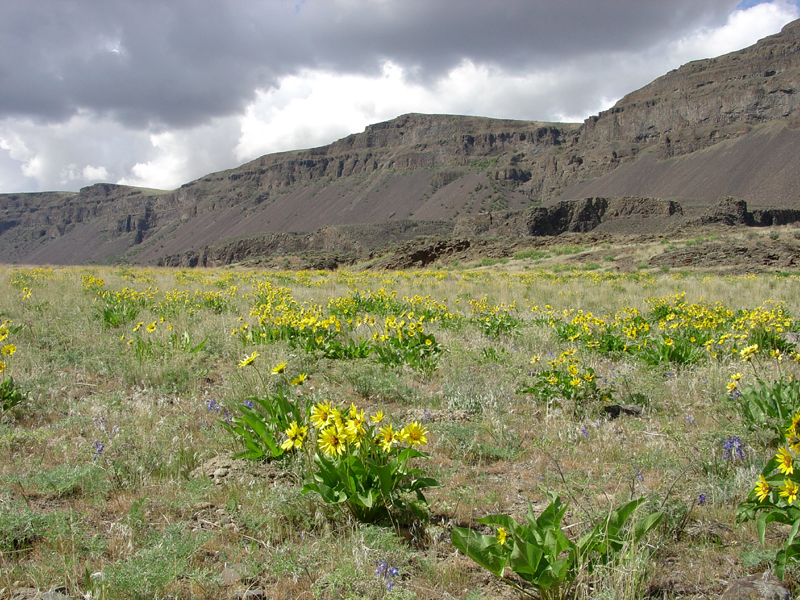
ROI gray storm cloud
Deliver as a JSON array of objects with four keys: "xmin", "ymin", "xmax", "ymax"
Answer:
[
  {"xmin": 1, "ymin": 0, "xmax": 740, "ymax": 128},
  {"xmin": 2, "ymin": 0, "xmax": 797, "ymax": 193}
]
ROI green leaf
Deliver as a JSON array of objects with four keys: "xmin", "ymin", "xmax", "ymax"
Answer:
[
  {"xmin": 477, "ymin": 514, "xmax": 518, "ymax": 533},
  {"xmin": 757, "ymin": 511, "xmax": 786, "ymax": 546},
  {"xmin": 633, "ymin": 511, "xmax": 665, "ymax": 543},
  {"xmin": 451, "ymin": 527, "xmax": 510, "ymax": 578},
  {"xmin": 533, "ymin": 494, "xmax": 568, "ymax": 531},
  {"xmin": 508, "ymin": 538, "xmax": 544, "ymax": 583},
  {"xmin": 189, "ymin": 336, "xmax": 208, "ymax": 354}
]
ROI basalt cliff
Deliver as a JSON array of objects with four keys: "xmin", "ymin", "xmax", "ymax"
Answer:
[{"xmin": 1, "ymin": 19, "xmax": 799, "ymax": 266}]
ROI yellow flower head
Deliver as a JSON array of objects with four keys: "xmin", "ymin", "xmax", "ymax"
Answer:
[
  {"xmin": 311, "ymin": 400, "xmax": 335, "ymax": 429},
  {"xmin": 400, "ymin": 421, "xmax": 428, "ymax": 447},
  {"xmin": 377, "ymin": 424, "xmax": 396, "ymax": 452},
  {"xmin": 780, "ymin": 479, "xmax": 799, "ymax": 505},
  {"xmin": 664, "ymin": 338, "xmax": 674, "ymax": 346},
  {"xmin": 370, "ymin": 411, "xmax": 385, "ymax": 424},
  {"xmin": 280, "ymin": 421, "xmax": 308, "ymax": 451},
  {"xmin": 237, "ymin": 351, "xmax": 259, "ymax": 367},
  {"xmin": 740, "ymin": 344, "xmax": 759, "ymax": 362},
  {"xmin": 0, "ymin": 361, "xmax": 5, "ymax": 373},
  {"xmin": 726, "ymin": 381, "xmax": 737, "ymax": 392},
  {"xmin": 496, "ymin": 527, "xmax": 508, "ymax": 546},
  {"xmin": 731, "ymin": 372, "xmax": 742, "ymax": 381},
  {"xmin": 755, "ymin": 475, "xmax": 771, "ymax": 502},
  {"xmin": 318, "ymin": 426, "xmax": 346, "ymax": 457},
  {"xmin": 271, "ymin": 361, "xmax": 287, "ymax": 375},
  {"xmin": 290, "ymin": 373, "xmax": 307, "ymax": 386},
  {"xmin": 345, "ymin": 408, "xmax": 366, "ymax": 441},
  {"xmin": 792, "ymin": 413, "xmax": 800, "ymax": 431},
  {"xmin": 146, "ymin": 322, "xmax": 157, "ymax": 332},
  {"xmin": 1, "ymin": 344, "xmax": 16, "ymax": 356},
  {"xmin": 777, "ymin": 447, "xmax": 795, "ymax": 475},
  {"xmin": 788, "ymin": 414, "xmax": 800, "ymax": 442}
]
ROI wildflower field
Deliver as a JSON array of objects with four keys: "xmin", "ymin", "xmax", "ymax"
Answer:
[{"xmin": 3, "ymin": 262, "xmax": 800, "ymax": 599}]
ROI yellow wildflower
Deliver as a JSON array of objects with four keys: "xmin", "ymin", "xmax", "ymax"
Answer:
[
  {"xmin": 311, "ymin": 400, "xmax": 335, "ymax": 429},
  {"xmin": 1, "ymin": 344, "xmax": 16, "ymax": 356},
  {"xmin": 755, "ymin": 475, "xmax": 771, "ymax": 502},
  {"xmin": 271, "ymin": 361, "xmax": 287, "ymax": 375},
  {"xmin": 280, "ymin": 421, "xmax": 308, "ymax": 451},
  {"xmin": 346, "ymin": 408, "xmax": 367, "ymax": 440},
  {"xmin": 496, "ymin": 527, "xmax": 508, "ymax": 546},
  {"xmin": 318, "ymin": 427, "xmax": 346, "ymax": 457},
  {"xmin": 400, "ymin": 421, "xmax": 428, "ymax": 446},
  {"xmin": 780, "ymin": 479, "xmax": 799, "ymax": 504},
  {"xmin": 290, "ymin": 373, "xmax": 307, "ymax": 386},
  {"xmin": 777, "ymin": 447, "xmax": 794, "ymax": 475},
  {"xmin": 370, "ymin": 411, "xmax": 385, "ymax": 424},
  {"xmin": 377, "ymin": 424, "xmax": 397, "ymax": 452},
  {"xmin": 237, "ymin": 351, "xmax": 259, "ymax": 367}
]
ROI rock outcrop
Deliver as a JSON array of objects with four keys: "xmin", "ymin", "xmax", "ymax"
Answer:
[
  {"xmin": 691, "ymin": 196, "xmax": 800, "ymax": 227},
  {"xmin": 453, "ymin": 197, "xmax": 685, "ymax": 238}
]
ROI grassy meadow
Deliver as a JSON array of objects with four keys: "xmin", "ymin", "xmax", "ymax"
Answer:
[{"xmin": 2, "ymin": 260, "xmax": 800, "ymax": 599}]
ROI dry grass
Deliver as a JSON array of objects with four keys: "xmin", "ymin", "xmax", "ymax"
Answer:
[{"xmin": 0, "ymin": 263, "xmax": 799, "ymax": 599}]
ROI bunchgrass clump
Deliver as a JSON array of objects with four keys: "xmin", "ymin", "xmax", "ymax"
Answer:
[{"xmin": 2, "ymin": 265, "xmax": 800, "ymax": 598}]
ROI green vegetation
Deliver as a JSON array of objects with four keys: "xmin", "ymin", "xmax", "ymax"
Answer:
[{"xmin": 2, "ymin": 265, "xmax": 800, "ymax": 598}]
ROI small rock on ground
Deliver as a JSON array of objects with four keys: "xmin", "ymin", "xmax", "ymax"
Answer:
[{"xmin": 720, "ymin": 573, "xmax": 791, "ymax": 600}]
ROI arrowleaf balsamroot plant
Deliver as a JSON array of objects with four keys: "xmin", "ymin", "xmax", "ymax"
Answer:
[
  {"xmin": 301, "ymin": 400, "xmax": 440, "ymax": 525},
  {"xmin": 451, "ymin": 491, "xmax": 664, "ymax": 600}
]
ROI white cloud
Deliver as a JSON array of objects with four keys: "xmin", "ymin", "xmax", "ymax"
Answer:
[
  {"xmin": 233, "ymin": 1, "xmax": 799, "ymax": 167},
  {"xmin": 118, "ymin": 116, "xmax": 241, "ymax": 189},
  {"xmin": 0, "ymin": 1, "xmax": 797, "ymax": 193},
  {"xmin": 82, "ymin": 165, "xmax": 109, "ymax": 181},
  {"xmin": 667, "ymin": 1, "xmax": 798, "ymax": 62}
]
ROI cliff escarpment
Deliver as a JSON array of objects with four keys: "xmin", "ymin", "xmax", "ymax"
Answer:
[{"xmin": 0, "ymin": 19, "xmax": 799, "ymax": 265}]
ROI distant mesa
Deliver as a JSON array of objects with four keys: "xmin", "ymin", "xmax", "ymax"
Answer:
[{"xmin": 1, "ymin": 18, "xmax": 799, "ymax": 266}]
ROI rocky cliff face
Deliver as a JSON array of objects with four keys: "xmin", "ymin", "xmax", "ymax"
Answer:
[
  {"xmin": 0, "ymin": 19, "xmax": 799, "ymax": 265},
  {"xmin": 453, "ymin": 197, "xmax": 684, "ymax": 238},
  {"xmin": 584, "ymin": 19, "xmax": 800, "ymax": 156}
]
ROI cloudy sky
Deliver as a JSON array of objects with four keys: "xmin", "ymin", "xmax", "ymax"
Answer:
[{"xmin": 0, "ymin": 0, "xmax": 798, "ymax": 193}]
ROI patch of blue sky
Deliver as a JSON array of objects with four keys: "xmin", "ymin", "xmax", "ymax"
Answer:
[{"xmin": 736, "ymin": 0, "xmax": 799, "ymax": 7}]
